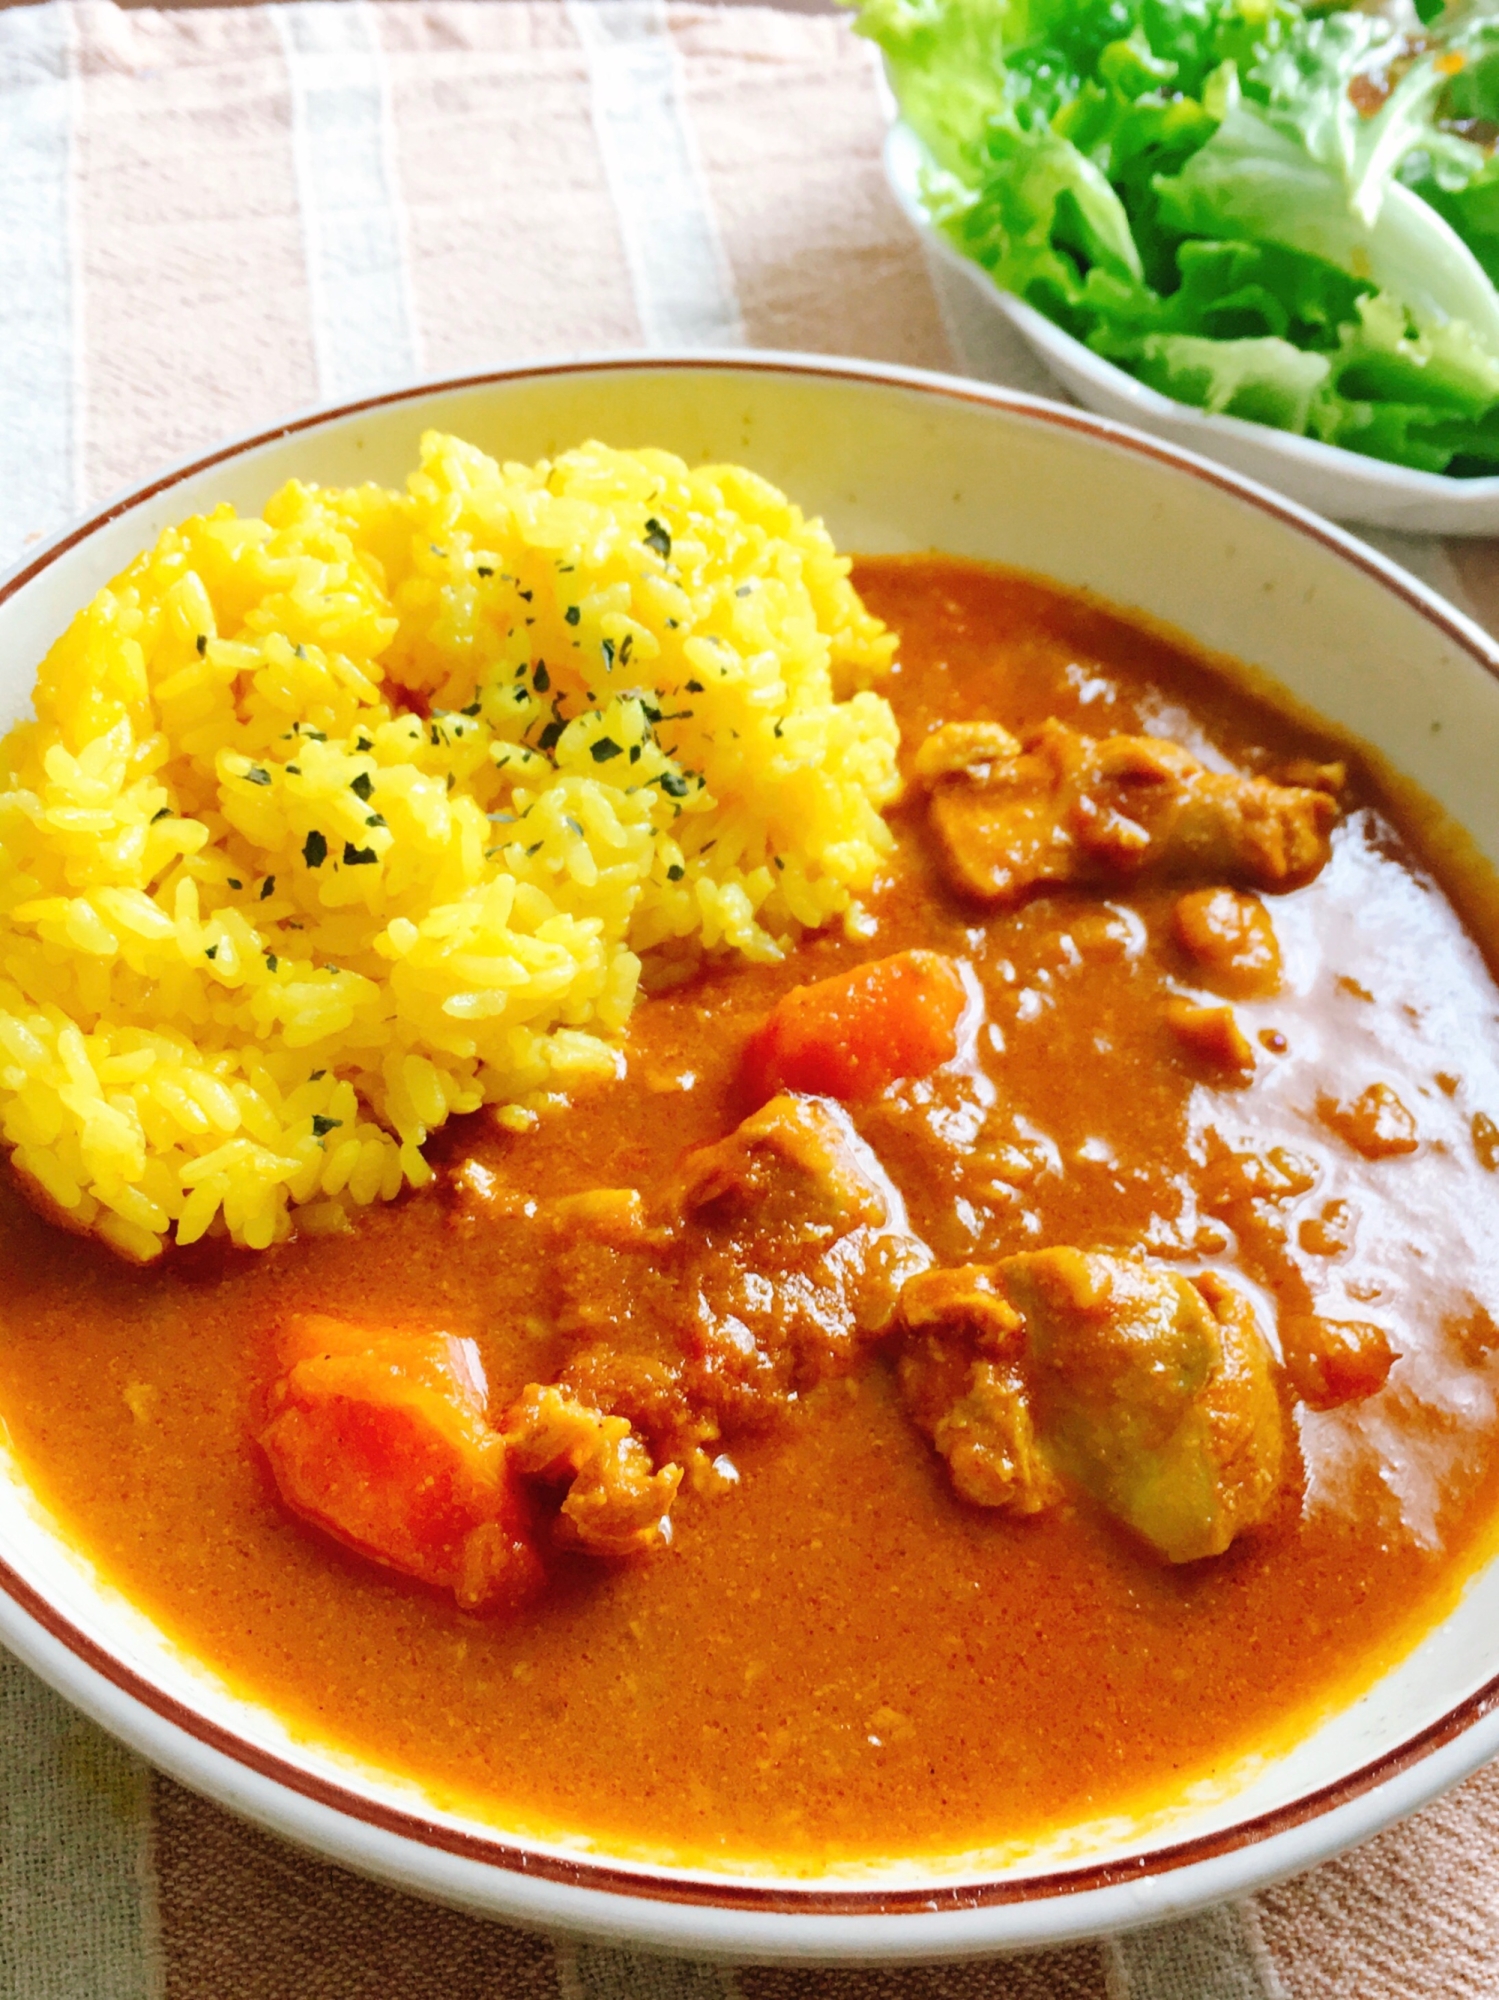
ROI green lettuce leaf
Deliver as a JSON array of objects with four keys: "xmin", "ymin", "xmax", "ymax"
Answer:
[
  {"xmin": 1154, "ymin": 55, "xmax": 1499, "ymax": 350},
  {"xmin": 942, "ymin": 112, "xmax": 1145, "ymax": 302},
  {"xmin": 1110, "ymin": 329, "xmax": 1333, "ymax": 430},
  {"xmin": 857, "ymin": 0, "xmax": 1499, "ymax": 475},
  {"xmin": 854, "ymin": 0, "xmax": 1016, "ymax": 177}
]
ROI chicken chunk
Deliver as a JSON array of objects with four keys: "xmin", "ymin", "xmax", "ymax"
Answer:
[
  {"xmin": 550, "ymin": 1096, "xmax": 931, "ymax": 1466},
  {"xmin": 259, "ymin": 1314, "xmax": 542, "ymax": 1612},
  {"xmin": 1164, "ymin": 997, "xmax": 1256, "ymax": 1074},
  {"xmin": 916, "ymin": 718, "xmax": 1338, "ymax": 907},
  {"xmin": 504, "ymin": 1384, "xmax": 682, "ymax": 1556},
  {"xmin": 670, "ymin": 1092, "xmax": 931, "ymax": 1340},
  {"xmin": 1279, "ymin": 1313, "xmax": 1396, "ymax": 1410},
  {"xmin": 672, "ymin": 1092, "xmax": 893, "ymax": 1247},
  {"xmin": 1173, "ymin": 887, "xmax": 1282, "ymax": 998},
  {"xmin": 1320, "ymin": 1083, "xmax": 1420, "ymax": 1159},
  {"xmin": 896, "ymin": 1252, "xmax": 1284, "ymax": 1562},
  {"xmin": 1005, "ymin": 1252, "xmax": 1284, "ymax": 1563},
  {"xmin": 897, "ymin": 1267, "xmax": 1061, "ymax": 1515}
]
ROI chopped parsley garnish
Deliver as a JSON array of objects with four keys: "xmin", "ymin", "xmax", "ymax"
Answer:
[
  {"xmin": 667, "ymin": 864, "xmax": 685, "ymax": 881},
  {"xmin": 151, "ymin": 807, "xmax": 172, "ymax": 823},
  {"xmin": 227, "ymin": 879, "xmax": 242, "ymax": 891},
  {"xmin": 591, "ymin": 737, "xmax": 623, "ymax": 764},
  {"xmin": 204, "ymin": 945, "xmax": 218, "ymax": 960},
  {"xmin": 526, "ymin": 841, "xmax": 543, "ymax": 857},
  {"xmin": 265, "ymin": 953, "xmax": 279, "ymax": 972},
  {"xmin": 285, "ymin": 764, "xmax": 300, "ymax": 776},
  {"xmin": 658, "ymin": 772, "xmax": 690, "ymax": 798},
  {"xmin": 564, "ymin": 606, "xmax": 580, "ymax": 626},
  {"xmin": 312, "ymin": 1114, "xmax": 341, "ymax": 1139},
  {"xmin": 601, "ymin": 639, "xmax": 615, "ymax": 671},
  {"xmin": 350, "ymin": 771, "xmax": 374, "ymax": 801},
  {"xmin": 245, "ymin": 766, "xmax": 271, "ymax": 787},
  {"xmin": 461, "ymin": 700, "xmax": 481, "ymax": 716},
  {"xmin": 302, "ymin": 830, "xmax": 328, "ymax": 869},
  {"xmin": 685, "ymin": 679, "xmax": 704, "ymax": 693},
  {"xmin": 343, "ymin": 842, "xmax": 378, "ymax": 866},
  {"xmin": 477, "ymin": 565, "xmax": 494, "ymax": 578},
  {"xmin": 538, "ymin": 719, "xmax": 566, "ymax": 753},
  {"xmin": 195, "ymin": 634, "xmax": 207, "ymax": 656},
  {"xmin": 365, "ymin": 813, "xmax": 386, "ymax": 829},
  {"xmin": 736, "ymin": 584, "xmax": 753, "ymax": 597},
  {"xmin": 260, "ymin": 876, "xmax": 275, "ymax": 900},
  {"xmin": 643, "ymin": 518, "xmax": 671, "ymax": 559},
  {"xmin": 356, "ymin": 735, "xmax": 372, "ymax": 753},
  {"xmin": 534, "ymin": 663, "xmax": 550, "ymax": 693},
  {"xmin": 619, "ymin": 635, "xmax": 633, "ymax": 666}
]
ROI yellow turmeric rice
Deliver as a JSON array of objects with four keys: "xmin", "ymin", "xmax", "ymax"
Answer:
[{"xmin": 0, "ymin": 435, "xmax": 900, "ymax": 1260}]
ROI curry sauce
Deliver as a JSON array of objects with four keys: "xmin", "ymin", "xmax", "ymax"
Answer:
[{"xmin": 3, "ymin": 555, "xmax": 1499, "ymax": 1868}]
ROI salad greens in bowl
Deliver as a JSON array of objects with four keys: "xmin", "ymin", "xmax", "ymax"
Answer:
[{"xmin": 862, "ymin": 0, "xmax": 1499, "ymax": 527}]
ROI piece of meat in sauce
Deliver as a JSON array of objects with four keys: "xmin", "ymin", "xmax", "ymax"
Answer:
[
  {"xmin": 898, "ymin": 1251, "xmax": 1284, "ymax": 1563},
  {"xmin": 504, "ymin": 1383, "xmax": 682, "ymax": 1556},
  {"xmin": 552, "ymin": 1094, "xmax": 930, "ymax": 1462},
  {"xmin": 898, "ymin": 1266, "xmax": 1061, "ymax": 1516},
  {"xmin": 915, "ymin": 717, "xmax": 1338, "ymax": 907},
  {"xmin": 673, "ymin": 1091, "xmax": 932, "ymax": 1382},
  {"xmin": 1173, "ymin": 887, "xmax": 1283, "ymax": 998},
  {"xmin": 259, "ymin": 1314, "xmax": 543, "ymax": 1612}
]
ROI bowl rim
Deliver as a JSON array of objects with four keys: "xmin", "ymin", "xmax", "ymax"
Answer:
[{"xmin": 4, "ymin": 347, "xmax": 1499, "ymax": 1951}]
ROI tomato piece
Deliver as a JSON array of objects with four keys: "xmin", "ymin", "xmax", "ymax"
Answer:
[
  {"xmin": 259, "ymin": 1314, "xmax": 542, "ymax": 1611},
  {"xmin": 743, "ymin": 950, "xmax": 970, "ymax": 1104}
]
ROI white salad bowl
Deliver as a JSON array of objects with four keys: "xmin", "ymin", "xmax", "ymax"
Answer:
[
  {"xmin": 885, "ymin": 119, "xmax": 1499, "ymax": 537},
  {"xmin": 2, "ymin": 354, "xmax": 1499, "ymax": 1962}
]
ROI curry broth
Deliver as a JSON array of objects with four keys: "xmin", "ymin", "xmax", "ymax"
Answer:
[{"xmin": 3, "ymin": 555, "xmax": 1499, "ymax": 1867}]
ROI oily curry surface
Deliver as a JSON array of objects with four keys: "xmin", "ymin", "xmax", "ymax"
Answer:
[{"xmin": 4, "ymin": 556, "xmax": 1499, "ymax": 1869}]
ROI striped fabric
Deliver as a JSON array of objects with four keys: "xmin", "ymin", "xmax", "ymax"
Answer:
[{"xmin": 0, "ymin": 5, "xmax": 1497, "ymax": 1994}]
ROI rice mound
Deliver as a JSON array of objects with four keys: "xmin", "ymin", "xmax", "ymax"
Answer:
[{"xmin": 0, "ymin": 434, "xmax": 900, "ymax": 1261}]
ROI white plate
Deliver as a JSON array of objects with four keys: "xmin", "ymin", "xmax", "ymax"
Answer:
[
  {"xmin": 2, "ymin": 354, "xmax": 1499, "ymax": 1961},
  {"xmin": 885, "ymin": 118, "xmax": 1499, "ymax": 537}
]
